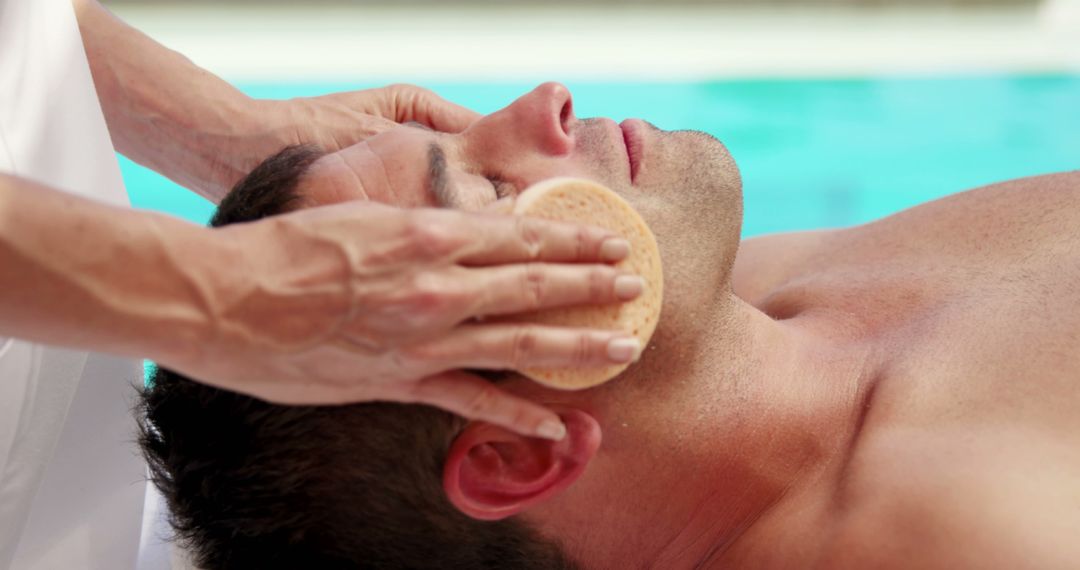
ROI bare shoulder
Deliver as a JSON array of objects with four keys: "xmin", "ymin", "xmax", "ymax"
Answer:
[
  {"xmin": 815, "ymin": 435, "xmax": 1080, "ymax": 570},
  {"xmin": 843, "ymin": 170, "xmax": 1080, "ymax": 263},
  {"xmin": 733, "ymin": 171, "xmax": 1080, "ymax": 306},
  {"xmin": 748, "ymin": 172, "xmax": 1080, "ymax": 568}
]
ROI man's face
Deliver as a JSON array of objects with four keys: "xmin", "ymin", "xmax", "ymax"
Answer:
[
  {"xmin": 304, "ymin": 82, "xmax": 745, "ymax": 565},
  {"xmin": 308, "ymin": 82, "xmax": 743, "ymax": 344}
]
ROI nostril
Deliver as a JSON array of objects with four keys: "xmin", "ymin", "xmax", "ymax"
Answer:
[{"xmin": 559, "ymin": 98, "xmax": 573, "ymax": 135}]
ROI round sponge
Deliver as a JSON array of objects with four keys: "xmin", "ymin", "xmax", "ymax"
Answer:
[{"xmin": 511, "ymin": 177, "xmax": 663, "ymax": 389}]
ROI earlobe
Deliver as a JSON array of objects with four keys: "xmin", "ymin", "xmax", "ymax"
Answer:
[{"xmin": 443, "ymin": 408, "xmax": 601, "ymax": 521}]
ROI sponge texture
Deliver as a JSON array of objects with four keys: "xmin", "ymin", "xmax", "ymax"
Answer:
[{"xmin": 511, "ymin": 178, "xmax": 663, "ymax": 389}]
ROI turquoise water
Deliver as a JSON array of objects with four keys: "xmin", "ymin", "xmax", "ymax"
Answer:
[{"xmin": 121, "ymin": 75, "xmax": 1080, "ymax": 237}]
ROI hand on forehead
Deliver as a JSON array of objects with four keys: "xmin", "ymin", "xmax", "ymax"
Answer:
[
  {"xmin": 299, "ymin": 121, "xmax": 518, "ymax": 213},
  {"xmin": 298, "ymin": 124, "xmax": 445, "ymax": 209},
  {"xmin": 293, "ymin": 82, "xmax": 602, "ymax": 213}
]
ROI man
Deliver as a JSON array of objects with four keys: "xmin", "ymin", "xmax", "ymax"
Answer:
[{"xmin": 141, "ymin": 82, "xmax": 1080, "ymax": 569}]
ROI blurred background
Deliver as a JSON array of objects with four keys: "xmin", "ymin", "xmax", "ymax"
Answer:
[{"xmin": 105, "ymin": 0, "xmax": 1080, "ymax": 237}]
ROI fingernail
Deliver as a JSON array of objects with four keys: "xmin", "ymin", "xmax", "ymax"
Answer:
[
  {"xmin": 607, "ymin": 337, "xmax": 641, "ymax": 363},
  {"xmin": 600, "ymin": 238, "xmax": 631, "ymax": 262},
  {"xmin": 614, "ymin": 275, "xmax": 644, "ymax": 300},
  {"xmin": 537, "ymin": 419, "xmax": 567, "ymax": 441}
]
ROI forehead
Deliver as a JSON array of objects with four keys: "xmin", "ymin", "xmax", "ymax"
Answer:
[
  {"xmin": 314, "ymin": 124, "xmax": 447, "ymax": 208},
  {"xmin": 362, "ymin": 123, "xmax": 444, "ymax": 175}
]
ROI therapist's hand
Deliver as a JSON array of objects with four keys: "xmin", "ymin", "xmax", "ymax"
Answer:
[
  {"xmin": 76, "ymin": 0, "xmax": 479, "ymax": 201},
  {"xmin": 204, "ymin": 86, "xmax": 479, "ymax": 199},
  {"xmin": 172, "ymin": 202, "xmax": 642, "ymax": 440},
  {"xmin": 278, "ymin": 84, "xmax": 480, "ymax": 142}
]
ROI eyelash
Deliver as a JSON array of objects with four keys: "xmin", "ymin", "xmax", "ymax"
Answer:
[{"xmin": 486, "ymin": 175, "xmax": 512, "ymax": 199}]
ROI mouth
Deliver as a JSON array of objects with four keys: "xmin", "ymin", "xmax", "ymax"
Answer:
[{"xmin": 620, "ymin": 119, "xmax": 644, "ymax": 184}]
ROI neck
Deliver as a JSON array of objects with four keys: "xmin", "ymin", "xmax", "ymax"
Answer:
[
  {"xmin": 575, "ymin": 293, "xmax": 876, "ymax": 568},
  {"xmin": 681, "ymin": 294, "xmax": 874, "ymax": 567}
]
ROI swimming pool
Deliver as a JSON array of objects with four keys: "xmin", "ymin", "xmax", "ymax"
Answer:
[{"xmin": 121, "ymin": 75, "xmax": 1080, "ymax": 238}]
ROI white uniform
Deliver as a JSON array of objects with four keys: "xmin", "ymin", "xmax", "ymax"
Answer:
[{"xmin": 0, "ymin": 0, "xmax": 171, "ymax": 568}]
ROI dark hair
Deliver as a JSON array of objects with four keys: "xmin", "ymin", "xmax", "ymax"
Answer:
[{"xmin": 139, "ymin": 146, "xmax": 578, "ymax": 569}]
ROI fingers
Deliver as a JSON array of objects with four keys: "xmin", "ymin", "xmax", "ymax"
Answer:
[
  {"xmin": 464, "ymin": 263, "xmax": 645, "ymax": 318},
  {"xmin": 453, "ymin": 212, "xmax": 632, "ymax": 266},
  {"xmin": 407, "ymin": 370, "xmax": 566, "ymax": 440},
  {"xmin": 403, "ymin": 324, "xmax": 642, "ymax": 373},
  {"xmin": 335, "ymin": 262, "xmax": 643, "ymax": 347},
  {"xmin": 387, "ymin": 84, "xmax": 481, "ymax": 133},
  {"xmin": 386, "ymin": 208, "xmax": 630, "ymax": 266}
]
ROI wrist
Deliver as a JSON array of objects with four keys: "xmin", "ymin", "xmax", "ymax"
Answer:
[
  {"xmin": 107, "ymin": 80, "xmax": 267, "ymax": 203},
  {"xmin": 143, "ymin": 221, "xmax": 248, "ymax": 369},
  {"xmin": 78, "ymin": 0, "xmax": 292, "ymax": 204},
  {"xmin": 135, "ymin": 96, "xmax": 299, "ymax": 204},
  {"xmin": 194, "ymin": 96, "xmax": 284, "ymax": 198},
  {"xmin": 0, "ymin": 179, "xmax": 239, "ymax": 365}
]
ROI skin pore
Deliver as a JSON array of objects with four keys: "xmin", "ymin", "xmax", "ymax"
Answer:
[{"xmin": 289, "ymin": 83, "xmax": 1080, "ymax": 568}]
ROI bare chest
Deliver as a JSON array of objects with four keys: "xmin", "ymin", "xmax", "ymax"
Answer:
[
  {"xmin": 736, "ymin": 173, "xmax": 1080, "ymax": 569},
  {"xmin": 813, "ymin": 248, "xmax": 1080, "ymax": 570}
]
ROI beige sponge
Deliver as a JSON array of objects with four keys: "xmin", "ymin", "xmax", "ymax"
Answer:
[{"xmin": 511, "ymin": 177, "xmax": 663, "ymax": 389}]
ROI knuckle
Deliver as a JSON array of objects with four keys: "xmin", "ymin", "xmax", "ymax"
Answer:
[
  {"xmin": 588, "ymin": 267, "xmax": 613, "ymax": 301},
  {"xmin": 384, "ymin": 83, "xmax": 416, "ymax": 104},
  {"xmin": 389, "ymin": 82, "xmax": 426, "ymax": 96},
  {"xmin": 516, "ymin": 217, "xmax": 544, "ymax": 259},
  {"xmin": 402, "ymin": 273, "xmax": 450, "ymax": 324},
  {"xmin": 519, "ymin": 264, "xmax": 547, "ymax": 310},
  {"xmin": 396, "ymin": 344, "xmax": 439, "ymax": 371},
  {"xmin": 575, "ymin": 225, "xmax": 592, "ymax": 260},
  {"xmin": 407, "ymin": 270, "xmax": 440, "ymax": 296},
  {"xmin": 463, "ymin": 383, "xmax": 501, "ymax": 418},
  {"xmin": 573, "ymin": 333, "xmax": 593, "ymax": 367},
  {"xmin": 403, "ymin": 212, "xmax": 458, "ymax": 259},
  {"xmin": 401, "ymin": 213, "xmax": 427, "ymax": 240},
  {"xmin": 405, "ymin": 370, "xmax": 449, "ymax": 399},
  {"xmin": 509, "ymin": 326, "xmax": 540, "ymax": 368}
]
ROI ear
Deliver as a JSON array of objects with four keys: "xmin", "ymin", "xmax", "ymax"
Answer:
[{"xmin": 443, "ymin": 408, "xmax": 601, "ymax": 521}]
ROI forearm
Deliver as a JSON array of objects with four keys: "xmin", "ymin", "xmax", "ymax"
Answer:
[
  {"xmin": 72, "ymin": 0, "xmax": 296, "ymax": 203},
  {"xmin": 0, "ymin": 174, "xmax": 238, "ymax": 363}
]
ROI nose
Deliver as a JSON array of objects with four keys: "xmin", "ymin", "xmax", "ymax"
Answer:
[{"xmin": 500, "ymin": 82, "xmax": 576, "ymax": 156}]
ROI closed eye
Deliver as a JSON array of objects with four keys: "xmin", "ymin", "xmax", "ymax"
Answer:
[{"xmin": 485, "ymin": 175, "xmax": 513, "ymax": 199}]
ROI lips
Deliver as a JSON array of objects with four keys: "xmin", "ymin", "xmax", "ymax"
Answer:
[{"xmin": 620, "ymin": 119, "xmax": 644, "ymax": 184}]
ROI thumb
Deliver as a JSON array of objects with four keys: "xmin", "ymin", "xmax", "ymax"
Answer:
[
  {"xmin": 390, "ymin": 85, "xmax": 481, "ymax": 133},
  {"xmin": 406, "ymin": 370, "xmax": 566, "ymax": 441}
]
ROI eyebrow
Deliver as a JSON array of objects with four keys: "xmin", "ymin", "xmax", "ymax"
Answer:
[{"xmin": 427, "ymin": 142, "xmax": 454, "ymax": 207}]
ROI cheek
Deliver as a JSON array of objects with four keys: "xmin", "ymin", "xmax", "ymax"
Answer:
[{"xmin": 446, "ymin": 171, "xmax": 498, "ymax": 211}]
